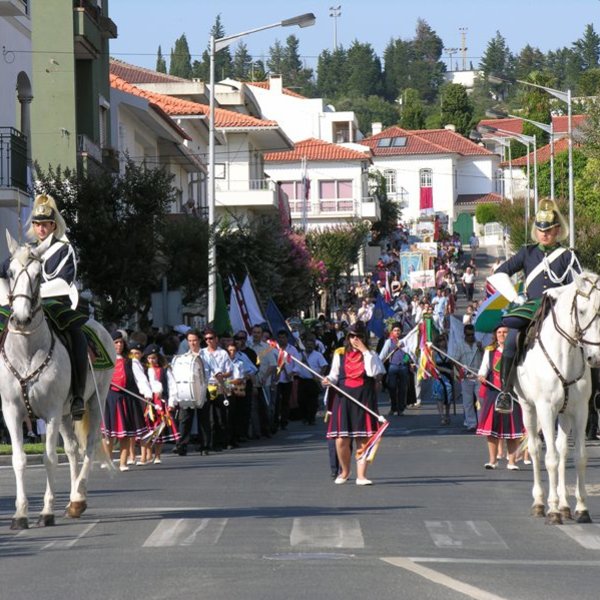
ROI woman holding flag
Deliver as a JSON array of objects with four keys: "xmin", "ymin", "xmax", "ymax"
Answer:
[{"xmin": 323, "ymin": 322, "xmax": 386, "ymax": 486}]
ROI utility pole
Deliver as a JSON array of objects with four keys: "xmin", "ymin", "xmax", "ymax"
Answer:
[
  {"xmin": 459, "ymin": 27, "xmax": 468, "ymax": 71},
  {"xmin": 329, "ymin": 5, "xmax": 341, "ymax": 51},
  {"xmin": 444, "ymin": 47, "xmax": 458, "ymax": 72}
]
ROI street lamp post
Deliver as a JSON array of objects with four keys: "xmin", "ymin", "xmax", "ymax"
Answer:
[
  {"xmin": 207, "ymin": 13, "xmax": 316, "ymax": 323},
  {"xmin": 488, "ymin": 75, "xmax": 574, "ymax": 247}
]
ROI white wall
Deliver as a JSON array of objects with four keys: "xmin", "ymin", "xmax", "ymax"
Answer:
[{"xmin": 458, "ymin": 156, "xmax": 498, "ymax": 194}]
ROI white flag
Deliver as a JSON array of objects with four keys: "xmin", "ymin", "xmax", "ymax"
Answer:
[{"xmin": 241, "ymin": 275, "xmax": 266, "ymax": 326}]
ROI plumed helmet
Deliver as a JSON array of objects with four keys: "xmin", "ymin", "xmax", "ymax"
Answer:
[
  {"xmin": 531, "ymin": 199, "xmax": 568, "ymax": 242},
  {"xmin": 31, "ymin": 194, "xmax": 58, "ymax": 223}
]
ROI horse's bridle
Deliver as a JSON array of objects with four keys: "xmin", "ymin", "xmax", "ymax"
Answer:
[{"xmin": 7, "ymin": 253, "xmax": 43, "ymax": 321}]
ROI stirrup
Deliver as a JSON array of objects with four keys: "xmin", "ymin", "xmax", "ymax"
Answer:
[
  {"xmin": 495, "ymin": 392, "xmax": 514, "ymax": 414},
  {"xmin": 71, "ymin": 397, "xmax": 85, "ymax": 421}
]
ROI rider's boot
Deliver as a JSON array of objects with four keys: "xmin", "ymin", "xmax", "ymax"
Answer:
[
  {"xmin": 70, "ymin": 329, "xmax": 88, "ymax": 421},
  {"xmin": 496, "ymin": 353, "xmax": 516, "ymax": 414}
]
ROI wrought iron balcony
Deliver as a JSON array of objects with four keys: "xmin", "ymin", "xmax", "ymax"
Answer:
[{"xmin": 0, "ymin": 127, "xmax": 27, "ymax": 192}]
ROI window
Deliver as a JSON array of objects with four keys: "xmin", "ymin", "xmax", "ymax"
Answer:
[
  {"xmin": 319, "ymin": 180, "xmax": 352, "ymax": 198},
  {"xmin": 377, "ymin": 137, "xmax": 392, "ymax": 147},
  {"xmin": 392, "ymin": 137, "xmax": 407, "ymax": 147},
  {"xmin": 281, "ymin": 180, "xmax": 310, "ymax": 213},
  {"xmin": 384, "ymin": 169, "xmax": 397, "ymax": 194},
  {"xmin": 420, "ymin": 168, "xmax": 432, "ymax": 187}
]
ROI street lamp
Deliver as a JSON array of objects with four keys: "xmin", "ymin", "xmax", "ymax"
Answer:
[
  {"xmin": 469, "ymin": 129, "xmax": 514, "ymax": 201},
  {"xmin": 486, "ymin": 108, "xmax": 554, "ymax": 202},
  {"xmin": 488, "ymin": 75, "xmax": 574, "ymax": 247},
  {"xmin": 207, "ymin": 13, "xmax": 316, "ymax": 323}
]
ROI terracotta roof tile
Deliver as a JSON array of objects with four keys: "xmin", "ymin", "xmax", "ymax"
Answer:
[
  {"xmin": 478, "ymin": 117, "xmax": 524, "ymax": 135},
  {"xmin": 359, "ymin": 126, "xmax": 491, "ymax": 156},
  {"xmin": 246, "ymin": 80, "xmax": 307, "ymax": 99},
  {"xmin": 456, "ymin": 193, "xmax": 503, "ymax": 205},
  {"xmin": 110, "ymin": 58, "xmax": 190, "ymax": 84},
  {"xmin": 264, "ymin": 138, "xmax": 371, "ymax": 162},
  {"xmin": 110, "ymin": 73, "xmax": 278, "ymax": 129},
  {"xmin": 501, "ymin": 137, "xmax": 571, "ymax": 167},
  {"xmin": 552, "ymin": 114, "xmax": 587, "ymax": 133}
]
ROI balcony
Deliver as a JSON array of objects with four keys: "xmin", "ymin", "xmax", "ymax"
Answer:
[
  {"xmin": 73, "ymin": 0, "xmax": 117, "ymax": 59},
  {"xmin": 0, "ymin": 128, "xmax": 27, "ymax": 191},
  {"xmin": 0, "ymin": 0, "xmax": 28, "ymax": 16},
  {"xmin": 289, "ymin": 196, "xmax": 380, "ymax": 221},
  {"xmin": 215, "ymin": 179, "xmax": 279, "ymax": 213}
]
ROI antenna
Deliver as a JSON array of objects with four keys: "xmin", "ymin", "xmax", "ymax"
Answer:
[
  {"xmin": 329, "ymin": 5, "xmax": 341, "ymax": 51},
  {"xmin": 443, "ymin": 48, "xmax": 458, "ymax": 72},
  {"xmin": 459, "ymin": 27, "xmax": 468, "ymax": 71}
]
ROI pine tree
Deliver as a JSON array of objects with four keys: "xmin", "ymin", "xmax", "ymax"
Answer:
[
  {"xmin": 399, "ymin": 88, "xmax": 425, "ymax": 130},
  {"xmin": 281, "ymin": 35, "xmax": 314, "ymax": 95},
  {"xmin": 480, "ymin": 31, "xmax": 511, "ymax": 77},
  {"xmin": 232, "ymin": 41, "xmax": 252, "ymax": 80},
  {"xmin": 382, "ymin": 38, "xmax": 412, "ymax": 102},
  {"xmin": 191, "ymin": 15, "xmax": 232, "ymax": 82},
  {"xmin": 439, "ymin": 83, "xmax": 474, "ymax": 135},
  {"xmin": 514, "ymin": 44, "xmax": 546, "ymax": 80},
  {"xmin": 573, "ymin": 23, "xmax": 600, "ymax": 71},
  {"xmin": 169, "ymin": 34, "xmax": 192, "ymax": 79},
  {"xmin": 156, "ymin": 45, "xmax": 167, "ymax": 73},
  {"xmin": 317, "ymin": 47, "xmax": 348, "ymax": 98},
  {"xmin": 250, "ymin": 59, "xmax": 267, "ymax": 81},
  {"xmin": 267, "ymin": 40, "xmax": 285, "ymax": 74},
  {"xmin": 345, "ymin": 40, "xmax": 382, "ymax": 98}
]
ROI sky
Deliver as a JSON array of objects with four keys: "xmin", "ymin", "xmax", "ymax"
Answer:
[{"xmin": 109, "ymin": 0, "xmax": 599, "ymax": 73}]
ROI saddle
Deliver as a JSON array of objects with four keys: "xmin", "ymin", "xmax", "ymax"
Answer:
[{"xmin": 515, "ymin": 294, "xmax": 556, "ymax": 364}]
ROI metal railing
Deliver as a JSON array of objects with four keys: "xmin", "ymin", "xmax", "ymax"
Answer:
[
  {"xmin": 0, "ymin": 127, "xmax": 27, "ymax": 191},
  {"xmin": 215, "ymin": 178, "xmax": 276, "ymax": 193}
]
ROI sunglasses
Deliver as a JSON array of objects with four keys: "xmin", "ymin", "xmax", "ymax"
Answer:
[
  {"xmin": 204, "ymin": 336, "xmax": 215, "ymax": 341},
  {"xmin": 348, "ymin": 333, "xmax": 364, "ymax": 339}
]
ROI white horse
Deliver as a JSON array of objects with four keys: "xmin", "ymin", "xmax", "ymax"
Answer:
[
  {"xmin": 0, "ymin": 232, "xmax": 115, "ymax": 529},
  {"xmin": 515, "ymin": 270, "xmax": 600, "ymax": 524}
]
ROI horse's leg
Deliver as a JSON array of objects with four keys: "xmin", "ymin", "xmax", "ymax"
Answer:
[
  {"xmin": 3, "ymin": 406, "xmax": 29, "ymax": 529},
  {"xmin": 60, "ymin": 415, "xmax": 83, "ymax": 517},
  {"xmin": 538, "ymin": 406, "xmax": 562, "ymax": 524},
  {"xmin": 556, "ymin": 413, "xmax": 572, "ymax": 521},
  {"xmin": 572, "ymin": 400, "xmax": 592, "ymax": 523},
  {"xmin": 38, "ymin": 417, "xmax": 61, "ymax": 526},
  {"xmin": 520, "ymin": 401, "xmax": 545, "ymax": 516}
]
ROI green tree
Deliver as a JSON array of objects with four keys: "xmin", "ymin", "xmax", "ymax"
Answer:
[
  {"xmin": 578, "ymin": 68, "xmax": 600, "ymax": 96},
  {"xmin": 169, "ymin": 34, "xmax": 192, "ymax": 79},
  {"xmin": 281, "ymin": 35, "xmax": 314, "ymax": 96},
  {"xmin": 439, "ymin": 83, "xmax": 474, "ymax": 135},
  {"xmin": 369, "ymin": 171, "xmax": 401, "ymax": 237},
  {"xmin": 399, "ymin": 88, "xmax": 425, "ymax": 129},
  {"xmin": 382, "ymin": 38, "xmax": 412, "ymax": 101},
  {"xmin": 156, "ymin": 45, "xmax": 167, "ymax": 73},
  {"xmin": 516, "ymin": 71, "xmax": 554, "ymax": 146},
  {"xmin": 35, "ymin": 161, "xmax": 176, "ymax": 323},
  {"xmin": 513, "ymin": 44, "xmax": 546, "ymax": 80},
  {"xmin": 475, "ymin": 203, "xmax": 501, "ymax": 224},
  {"xmin": 192, "ymin": 15, "xmax": 232, "ymax": 82},
  {"xmin": 345, "ymin": 40, "xmax": 382, "ymax": 97},
  {"xmin": 334, "ymin": 95, "xmax": 399, "ymax": 134},
  {"xmin": 317, "ymin": 47, "xmax": 348, "ymax": 98},
  {"xmin": 534, "ymin": 148, "xmax": 587, "ymax": 199},
  {"xmin": 546, "ymin": 47, "xmax": 582, "ymax": 91},
  {"xmin": 480, "ymin": 31, "xmax": 512, "ymax": 77},
  {"xmin": 267, "ymin": 40, "xmax": 285, "ymax": 74},
  {"xmin": 573, "ymin": 24, "xmax": 600, "ymax": 71},
  {"xmin": 250, "ymin": 59, "xmax": 267, "ymax": 81},
  {"xmin": 231, "ymin": 41, "xmax": 252, "ymax": 80}
]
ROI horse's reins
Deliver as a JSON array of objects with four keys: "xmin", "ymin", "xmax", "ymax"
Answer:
[
  {"xmin": 1, "ymin": 253, "xmax": 54, "ymax": 419},
  {"xmin": 537, "ymin": 276, "xmax": 600, "ymax": 413}
]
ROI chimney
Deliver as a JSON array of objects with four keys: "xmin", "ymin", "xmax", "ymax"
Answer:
[
  {"xmin": 371, "ymin": 122, "xmax": 382, "ymax": 136},
  {"xmin": 444, "ymin": 124, "xmax": 457, "ymax": 132},
  {"xmin": 269, "ymin": 73, "xmax": 283, "ymax": 94}
]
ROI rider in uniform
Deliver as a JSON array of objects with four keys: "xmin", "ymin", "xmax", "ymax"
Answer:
[
  {"xmin": 487, "ymin": 199, "xmax": 580, "ymax": 413},
  {"xmin": 1, "ymin": 194, "xmax": 88, "ymax": 420}
]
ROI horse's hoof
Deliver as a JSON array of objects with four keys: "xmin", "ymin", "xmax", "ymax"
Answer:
[
  {"xmin": 575, "ymin": 510, "xmax": 593, "ymax": 524},
  {"xmin": 531, "ymin": 504, "xmax": 546, "ymax": 518},
  {"xmin": 65, "ymin": 501, "xmax": 87, "ymax": 518},
  {"xmin": 37, "ymin": 514, "xmax": 55, "ymax": 527},
  {"xmin": 559, "ymin": 507, "xmax": 573, "ymax": 521},
  {"xmin": 10, "ymin": 517, "xmax": 29, "ymax": 530},
  {"xmin": 545, "ymin": 512, "xmax": 563, "ymax": 525}
]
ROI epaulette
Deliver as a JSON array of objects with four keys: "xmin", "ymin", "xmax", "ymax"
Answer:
[
  {"xmin": 484, "ymin": 344, "xmax": 496, "ymax": 352},
  {"xmin": 334, "ymin": 347, "xmax": 345, "ymax": 355}
]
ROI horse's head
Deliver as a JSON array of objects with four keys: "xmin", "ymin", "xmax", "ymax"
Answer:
[
  {"xmin": 5, "ymin": 230, "xmax": 51, "ymax": 329},
  {"xmin": 550, "ymin": 270, "xmax": 600, "ymax": 367}
]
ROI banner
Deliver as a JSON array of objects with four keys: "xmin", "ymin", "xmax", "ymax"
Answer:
[
  {"xmin": 399, "ymin": 252, "xmax": 423, "ymax": 284},
  {"xmin": 409, "ymin": 269, "xmax": 435, "ymax": 290}
]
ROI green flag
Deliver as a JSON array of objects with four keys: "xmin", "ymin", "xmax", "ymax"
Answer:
[{"xmin": 213, "ymin": 274, "xmax": 232, "ymax": 336}]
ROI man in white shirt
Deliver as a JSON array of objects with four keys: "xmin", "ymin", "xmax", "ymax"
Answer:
[
  {"xmin": 274, "ymin": 329, "xmax": 300, "ymax": 431},
  {"xmin": 248, "ymin": 324, "xmax": 277, "ymax": 438},
  {"xmin": 296, "ymin": 334, "xmax": 328, "ymax": 425}
]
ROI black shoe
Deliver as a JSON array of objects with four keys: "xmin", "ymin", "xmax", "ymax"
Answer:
[
  {"xmin": 495, "ymin": 392, "xmax": 514, "ymax": 414},
  {"xmin": 71, "ymin": 397, "xmax": 85, "ymax": 421}
]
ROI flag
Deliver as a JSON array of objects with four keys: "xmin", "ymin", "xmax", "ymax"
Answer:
[
  {"xmin": 228, "ymin": 275, "xmax": 252, "ymax": 335},
  {"xmin": 358, "ymin": 420, "xmax": 390, "ymax": 463},
  {"xmin": 474, "ymin": 290, "xmax": 510, "ymax": 333},
  {"xmin": 241, "ymin": 274, "xmax": 266, "ymax": 326},
  {"xmin": 213, "ymin": 274, "xmax": 232, "ymax": 336},
  {"xmin": 267, "ymin": 339, "xmax": 291, "ymax": 373},
  {"xmin": 367, "ymin": 293, "xmax": 395, "ymax": 339},
  {"xmin": 417, "ymin": 318, "xmax": 438, "ymax": 381},
  {"xmin": 265, "ymin": 298, "xmax": 293, "ymax": 340},
  {"xmin": 399, "ymin": 324, "xmax": 419, "ymax": 364}
]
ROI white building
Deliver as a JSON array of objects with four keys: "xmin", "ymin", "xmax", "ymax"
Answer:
[
  {"xmin": 358, "ymin": 126, "xmax": 501, "ymax": 232},
  {"xmin": 0, "ymin": 1, "xmax": 32, "ymax": 260},
  {"xmin": 264, "ymin": 138, "xmax": 377, "ymax": 230}
]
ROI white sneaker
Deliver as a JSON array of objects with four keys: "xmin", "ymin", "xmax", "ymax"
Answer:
[
  {"xmin": 153, "ymin": 458, "xmax": 162, "ymax": 464},
  {"xmin": 355, "ymin": 478, "xmax": 373, "ymax": 486},
  {"xmin": 334, "ymin": 476, "xmax": 349, "ymax": 485},
  {"xmin": 119, "ymin": 465, "xmax": 130, "ymax": 472}
]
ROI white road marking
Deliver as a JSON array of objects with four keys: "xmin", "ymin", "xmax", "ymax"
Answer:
[
  {"xmin": 41, "ymin": 521, "xmax": 98, "ymax": 550},
  {"xmin": 143, "ymin": 518, "xmax": 228, "ymax": 547},
  {"xmin": 290, "ymin": 517, "xmax": 364, "ymax": 548},
  {"xmin": 557, "ymin": 524, "xmax": 600, "ymax": 549},
  {"xmin": 425, "ymin": 520, "xmax": 508, "ymax": 550},
  {"xmin": 382, "ymin": 557, "xmax": 509, "ymax": 600},
  {"xmin": 407, "ymin": 557, "xmax": 600, "ymax": 566}
]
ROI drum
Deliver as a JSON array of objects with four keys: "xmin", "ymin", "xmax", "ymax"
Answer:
[{"xmin": 171, "ymin": 354, "xmax": 207, "ymax": 409}]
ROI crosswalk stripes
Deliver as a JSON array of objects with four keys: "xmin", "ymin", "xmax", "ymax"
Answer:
[
  {"xmin": 425, "ymin": 520, "xmax": 508, "ymax": 550},
  {"xmin": 142, "ymin": 518, "xmax": 228, "ymax": 547},
  {"xmin": 557, "ymin": 524, "xmax": 600, "ymax": 549},
  {"xmin": 289, "ymin": 517, "xmax": 364, "ymax": 548}
]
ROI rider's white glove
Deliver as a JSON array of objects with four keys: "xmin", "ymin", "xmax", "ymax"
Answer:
[{"xmin": 513, "ymin": 294, "xmax": 527, "ymax": 306}]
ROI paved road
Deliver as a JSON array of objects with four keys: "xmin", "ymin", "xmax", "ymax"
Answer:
[{"xmin": 1, "ymin": 403, "xmax": 600, "ymax": 600}]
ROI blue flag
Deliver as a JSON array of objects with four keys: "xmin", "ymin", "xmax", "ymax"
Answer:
[
  {"xmin": 265, "ymin": 298, "xmax": 294, "ymax": 340},
  {"xmin": 367, "ymin": 293, "xmax": 394, "ymax": 339}
]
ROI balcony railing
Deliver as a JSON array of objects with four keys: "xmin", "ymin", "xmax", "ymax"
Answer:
[
  {"xmin": 215, "ymin": 178, "xmax": 276, "ymax": 193},
  {"xmin": 289, "ymin": 196, "xmax": 379, "ymax": 218},
  {"xmin": 0, "ymin": 127, "xmax": 28, "ymax": 191}
]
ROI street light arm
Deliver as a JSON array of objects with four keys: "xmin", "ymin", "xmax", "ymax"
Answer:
[
  {"xmin": 507, "ymin": 114, "xmax": 552, "ymax": 134},
  {"xmin": 488, "ymin": 74, "xmax": 569, "ymax": 103}
]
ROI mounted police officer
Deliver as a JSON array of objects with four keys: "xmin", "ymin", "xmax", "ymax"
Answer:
[
  {"xmin": 1, "ymin": 194, "xmax": 88, "ymax": 420},
  {"xmin": 487, "ymin": 199, "xmax": 580, "ymax": 413}
]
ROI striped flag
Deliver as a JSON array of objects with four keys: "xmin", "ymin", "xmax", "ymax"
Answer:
[
  {"xmin": 358, "ymin": 420, "xmax": 390, "ymax": 463},
  {"xmin": 228, "ymin": 275, "xmax": 252, "ymax": 335},
  {"xmin": 241, "ymin": 274, "xmax": 266, "ymax": 326},
  {"xmin": 417, "ymin": 318, "xmax": 439, "ymax": 381}
]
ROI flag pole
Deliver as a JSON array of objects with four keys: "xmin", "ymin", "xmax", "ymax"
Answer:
[
  {"xmin": 275, "ymin": 347, "xmax": 387, "ymax": 423},
  {"xmin": 428, "ymin": 343, "xmax": 501, "ymax": 392}
]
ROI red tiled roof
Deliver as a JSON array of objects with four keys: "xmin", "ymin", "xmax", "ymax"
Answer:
[
  {"xmin": 110, "ymin": 58, "xmax": 190, "ymax": 84},
  {"xmin": 264, "ymin": 138, "xmax": 371, "ymax": 162},
  {"xmin": 456, "ymin": 193, "xmax": 503, "ymax": 205},
  {"xmin": 246, "ymin": 80, "xmax": 307, "ymax": 99},
  {"xmin": 359, "ymin": 126, "xmax": 492, "ymax": 157},
  {"xmin": 501, "ymin": 137, "xmax": 571, "ymax": 167},
  {"xmin": 478, "ymin": 117, "xmax": 523, "ymax": 136},
  {"xmin": 110, "ymin": 74, "xmax": 278, "ymax": 129},
  {"xmin": 552, "ymin": 114, "xmax": 587, "ymax": 133}
]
